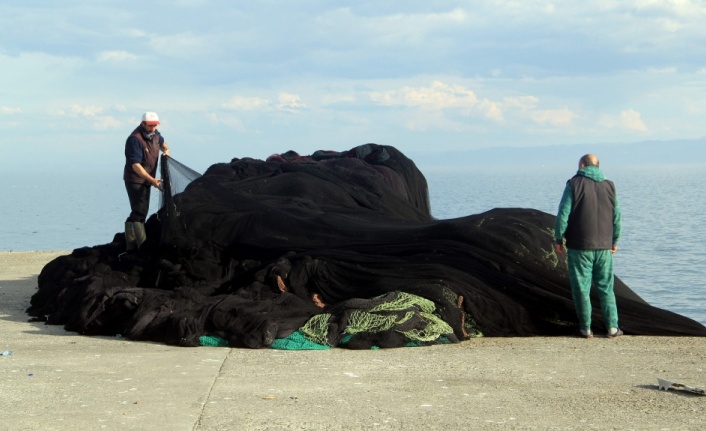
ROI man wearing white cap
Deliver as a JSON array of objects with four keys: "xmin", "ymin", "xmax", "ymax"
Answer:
[{"xmin": 122, "ymin": 112, "xmax": 171, "ymax": 251}]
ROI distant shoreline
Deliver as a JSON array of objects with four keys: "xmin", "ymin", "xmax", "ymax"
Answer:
[{"xmin": 410, "ymin": 139, "xmax": 706, "ymax": 169}]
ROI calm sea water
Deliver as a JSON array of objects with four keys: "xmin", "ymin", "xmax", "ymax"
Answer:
[
  {"xmin": 1, "ymin": 165, "xmax": 704, "ymax": 325},
  {"xmin": 425, "ymin": 164, "xmax": 706, "ymax": 326}
]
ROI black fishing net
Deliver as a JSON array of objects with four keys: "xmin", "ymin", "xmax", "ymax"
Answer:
[{"xmin": 27, "ymin": 144, "xmax": 706, "ymax": 348}]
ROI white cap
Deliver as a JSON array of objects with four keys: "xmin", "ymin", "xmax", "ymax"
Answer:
[{"xmin": 141, "ymin": 112, "xmax": 160, "ymax": 125}]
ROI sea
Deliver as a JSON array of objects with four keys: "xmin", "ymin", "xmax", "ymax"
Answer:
[{"xmin": 1, "ymin": 164, "xmax": 704, "ymax": 326}]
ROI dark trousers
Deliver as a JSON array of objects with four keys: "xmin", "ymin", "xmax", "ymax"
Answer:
[{"xmin": 125, "ymin": 181, "xmax": 151, "ymax": 223}]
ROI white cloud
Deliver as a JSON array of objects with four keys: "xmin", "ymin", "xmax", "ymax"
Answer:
[
  {"xmin": 367, "ymin": 82, "xmax": 587, "ymax": 128},
  {"xmin": 598, "ymin": 109, "xmax": 648, "ymax": 132},
  {"xmin": 97, "ymin": 50, "xmax": 138, "ymax": 62},
  {"xmin": 658, "ymin": 18, "xmax": 683, "ymax": 32},
  {"xmin": 46, "ymin": 104, "xmax": 122, "ymax": 130},
  {"xmin": 1, "ymin": 106, "xmax": 21, "ymax": 114},
  {"xmin": 529, "ymin": 108, "xmax": 578, "ymax": 126},
  {"xmin": 125, "ymin": 28, "xmax": 147, "ymax": 38},
  {"xmin": 370, "ymin": 81, "xmax": 478, "ymax": 110},
  {"xmin": 2, "ymin": 1, "xmax": 706, "ymax": 160},
  {"xmin": 503, "ymin": 96, "xmax": 540, "ymax": 111},
  {"xmin": 478, "ymin": 100, "xmax": 504, "ymax": 123},
  {"xmin": 276, "ymin": 93, "xmax": 306, "ymax": 113},
  {"xmin": 94, "ymin": 116, "xmax": 122, "ymax": 130},
  {"xmin": 321, "ymin": 93, "xmax": 356, "ymax": 105},
  {"xmin": 0, "ymin": 52, "xmax": 84, "ymax": 93},
  {"xmin": 382, "ymin": 7, "xmax": 469, "ymax": 31},
  {"xmin": 634, "ymin": 0, "xmax": 706, "ymax": 17},
  {"xmin": 323, "ymin": 7, "xmax": 469, "ymax": 47},
  {"xmin": 50, "ymin": 105, "xmax": 104, "ymax": 117},
  {"xmin": 70, "ymin": 104, "xmax": 103, "ymax": 117},
  {"xmin": 621, "ymin": 109, "xmax": 648, "ymax": 132},
  {"xmin": 220, "ymin": 93, "xmax": 305, "ymax": 113},
  {"xmin": 149, "ymin": 32, "xmax": 214, "ymax": 58},
  {"xmin": 648, "ymin": 67, "xmax": 678, "ymax": 74}
]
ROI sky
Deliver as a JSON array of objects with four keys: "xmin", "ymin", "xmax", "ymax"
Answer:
[{"xmin": 1, "ymin": 0, "xmax": 706, "ymax": 174}]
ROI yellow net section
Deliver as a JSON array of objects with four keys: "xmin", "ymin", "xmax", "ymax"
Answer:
[{"xmin": 299, "ymin": 291, "xmax": 456, "ymax": 347}]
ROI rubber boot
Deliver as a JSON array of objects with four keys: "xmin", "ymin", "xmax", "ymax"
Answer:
[
  {"xmin": 134, "ymin": 222, "xmax": 147, "ymax": 249},
  {"xmin": 124, "ymin": 222, "xmax": 137, "ymax": 251}
]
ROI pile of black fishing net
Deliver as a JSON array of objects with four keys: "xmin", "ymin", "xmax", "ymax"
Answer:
[{"xmin": 27, "ymin": 144, "xmax": 706, "ymax": 348}]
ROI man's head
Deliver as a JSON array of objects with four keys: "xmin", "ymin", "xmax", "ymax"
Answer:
[
  {"xmin": 140, "ymin": 112, "xmax": 160, "ymax": 133},
  {"xmin": 579, "ymin": 154, "xmax": 599, "ymax": 168}
]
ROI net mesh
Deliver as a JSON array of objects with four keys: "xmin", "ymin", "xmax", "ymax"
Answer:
[
  {"xmin": 269, "ymin": 330, "xmax": 331, "ymax": 350},
  {"xmin": 160, "ymin": 156, "xmax": 202, "ymax": 202},
  {"xmin": 300, "ymin": 313, "xmax": 333, "ymax": 346},
  {"xmin": 298, "ymin": 291, "xmax": 456, "ymax": 347},
  {"xmin": 25, "ymin": 144, "xmax": 706, "ymax": 348}
]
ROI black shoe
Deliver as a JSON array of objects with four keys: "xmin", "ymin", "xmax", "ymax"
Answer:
[
  {"xmin": 575, "ymin": 328, "xmax": 593, "ymax": 339},
  {"xmin": 607, "ymin": 328, "xmax": 623, "ymax": 339}
]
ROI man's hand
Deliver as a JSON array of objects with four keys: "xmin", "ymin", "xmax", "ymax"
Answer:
[
  {"xmin": 152, "ymin": 178, "xmax": 163, "ymax": 190},
  {"xmin": 553, "ymin": 243, "xmax": 564, "ymax": 255},
  {"xmin": 611, "ymin": 245, "xmax": 618, "ymax": 254}
]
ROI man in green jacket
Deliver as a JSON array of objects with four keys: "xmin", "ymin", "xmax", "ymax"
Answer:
[{"xmin": 554, "ymin": 154, "xmax": 623, "ymax": 339}]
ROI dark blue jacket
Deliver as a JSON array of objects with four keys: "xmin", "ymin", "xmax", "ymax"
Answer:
[{"xmin": 123, "ymin": 126, "xmax": 164, "ymax": 184}]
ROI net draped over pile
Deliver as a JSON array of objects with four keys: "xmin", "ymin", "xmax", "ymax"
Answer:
[{"xmin": 27, "ymin": 144, "xmax": 706, "ymax": 348}]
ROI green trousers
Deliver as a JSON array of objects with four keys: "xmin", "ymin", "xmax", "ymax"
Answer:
[{"xmin": 567, "ymin": 248, "xmax": 619, "ymax": 331}]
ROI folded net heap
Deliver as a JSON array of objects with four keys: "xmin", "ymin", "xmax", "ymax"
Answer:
[{"xmin": 27, "ymin": 144, "xmax": 706, "ymax": 348}]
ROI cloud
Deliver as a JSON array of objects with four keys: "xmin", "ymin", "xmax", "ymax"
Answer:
[
  {"xmin": 1, "ymin": 106, "xmax": 21, "ymax": 114},
  {"xmin": 634, "ymin": 0, "xmax": 706, "ymax": 17},
  {"xmin": 503, "ymin": 96, "xmax": 540, "ymax": 111},
  {"xmin": 598, "ymin": 109, "xmax": 648, "ymax": 132},
  {"xmin": 371, "ymin": 8, "xmax": 469, "ymax": 42},
  {"xmin": 70, "ymin": 104, "xmax": 103, "ymax": 117},
  {"xmin": 621, "ymin": 109, "xmax": 648, "ymax": 132},
  {"xmin": 149, "ymin": 32, "xmax": 215, "ymax": 58},
  {"xmin": 368, "ymin": 84, "xmax": 580, "ymax": 128},
  {"xmin": 94, "ymin": 116, "xmax": 122, "ymax": 130},
  {"xmin": 0, "ymin": 52, "xmax": 84, "ymax": 93},
  {"xmin": 276, "ymin": 93, "xmax": 306, "ymax": 113},
  {"xmin": 0, "ymin": 106, "xmax": 21, "ymax": 129},
  {"xmin": 2, "ymin": 2, "xmax": 705, "ymax": 157},
  {"xmin": 367, "ymin": 81, "xmax": 510, "ymax": 126},
  {"xmin": 47, "ymin": 104, "xmax": 122, "ymax": 130},
  {"xmin": 50, "ymin": 105, "xmax": 103, "ymax": 117},
  {"xmin": 220, "ymin": 93, "xmax": 306, "ymax": 113},
  {"xmin": 529, "ymin": 108, "xmax": 578, "ymax": 127},
  {"xmin": 478, "ymin": 100, "xmax": 504, "ymax": 123},
  {"xmin": 321, "ymin": 93, "xmax": 356, "ymax": 106},
  {"xmin": 125, "ymin": 28, "xmax": 147, "ymax": 38},
  {"xmin": 97, "ymin": 50, "xmax": 138, "ymax": 62},
  {"xmin": 370, "ymin": 81, "xmax": 478, "ymax": 110},
  {"xmin": 318, "ymin": 7, "xmax": 469, "ymax": 49},
  {"xmin": 647, "ymin": 67, "xmax": 678, "ymax": 74}
]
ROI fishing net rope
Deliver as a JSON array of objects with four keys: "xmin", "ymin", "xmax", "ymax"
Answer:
[{"xmin": 26, "ymin": 144, "xmax": 706, "ymax": 349}]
